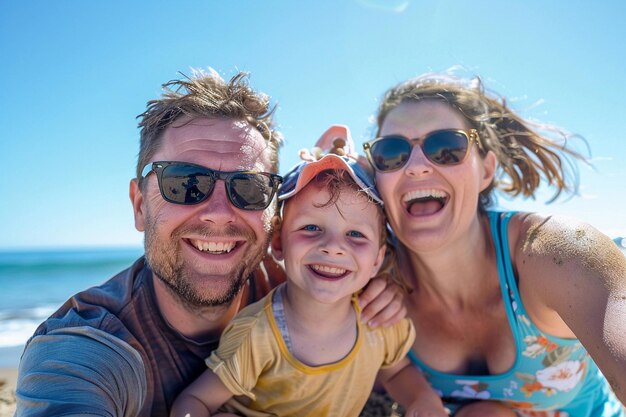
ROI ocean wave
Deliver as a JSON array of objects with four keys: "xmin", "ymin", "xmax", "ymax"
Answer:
[
  {"xmin": 0, "ymin": 306, "xmax": 57, "ymax": 321},
  {"xmin": 0, "ymin": 306, "xmax": 56, "ymax": 347},
  {"xmin": 0, "ymin": 248, "xmax": 143, "ymax": 348}
]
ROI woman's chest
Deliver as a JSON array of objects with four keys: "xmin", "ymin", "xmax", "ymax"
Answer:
[{"xmin": 411, "ymin": 303, "xmax": 517, "ymax": 375}]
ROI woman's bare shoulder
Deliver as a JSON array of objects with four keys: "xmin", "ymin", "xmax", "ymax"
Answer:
[
  {"xmin": 506, "ymin": 212, "xmax": 626, "ymax": 337},
  {"xmin": 509, "ymin": 211, "xmax": 626, "ymax": 303},
  {"xmin": 511, "ymin": 212, "xmax": 619, "ymax": 264}
]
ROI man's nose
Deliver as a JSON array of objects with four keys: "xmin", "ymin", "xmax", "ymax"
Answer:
[{"xmin": 198, "ymin": 181, "xmax": 237, "ymax": 224}]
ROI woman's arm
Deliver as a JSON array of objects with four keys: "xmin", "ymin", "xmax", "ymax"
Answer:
[{"xmin": 514, "ymin": 213, "xmax": 626, "ymax": 404}]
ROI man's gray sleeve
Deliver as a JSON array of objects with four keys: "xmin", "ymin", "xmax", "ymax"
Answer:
[{"xmin": 15, "ymin": 327, "xmax": 147, "ymax": 417}]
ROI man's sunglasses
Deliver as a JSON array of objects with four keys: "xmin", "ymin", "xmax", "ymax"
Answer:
[
  {"xmin": 363, "ymin": 129, "xmax": 481, "ymax": 172},
  {"xmin": 141, "ymin": 161, "xmax": 282, "ymax": 211}
]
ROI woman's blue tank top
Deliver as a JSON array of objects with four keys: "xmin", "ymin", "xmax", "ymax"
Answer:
[{"xmin": 407, "ymin": 211, "xmax": 623, "ymax": 416}]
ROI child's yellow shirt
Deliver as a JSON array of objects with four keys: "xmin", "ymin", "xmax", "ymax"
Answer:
[{"xmin": 206, "ymin": 285, "xmax": 415, "ymax": 417}]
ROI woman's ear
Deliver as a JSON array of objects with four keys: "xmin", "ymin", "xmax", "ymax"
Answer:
[
  {"xmin": 480, "ymin": 150, "xmax": 497, "ymax": 192},
  {"xmin": 270, "ymin": 216, "xmax": 284, "ymax": 261}
]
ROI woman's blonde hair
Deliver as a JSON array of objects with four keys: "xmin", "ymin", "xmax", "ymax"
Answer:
[{"xmin": 376, "ymin": 74, "xmax": 588, "ymax": 208}]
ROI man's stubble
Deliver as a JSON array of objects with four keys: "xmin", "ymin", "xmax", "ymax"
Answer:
[{"xmin": 144, "ymin": 215, "xmax": 272, "ymax": 308}]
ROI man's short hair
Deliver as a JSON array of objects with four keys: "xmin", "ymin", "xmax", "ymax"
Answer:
[{"xmin": 136, "ymin": 69, "xmax": 282, "ymax": 179}]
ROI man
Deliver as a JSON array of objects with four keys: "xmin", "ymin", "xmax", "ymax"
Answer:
[{"xmin": 15, "ymin": 69, "xmax": 404, "ymax": 416}]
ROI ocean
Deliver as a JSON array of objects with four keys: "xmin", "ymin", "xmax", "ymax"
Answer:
[
  {"xmin": 0, "ymin": 247, "xmax": 143, "ymax": 367},
  {"xmin": 1, "ymin": 244, "xmax": 625, "ymax": 368}
]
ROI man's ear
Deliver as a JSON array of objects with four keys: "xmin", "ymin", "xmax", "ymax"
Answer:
[
  {"xmin": 480, "ymin": 150, "xmax": 497, "ymax": 192},
  {"xmin": 370, "ymin": 244, "xmax": 387, "ymax": 278},
  {"xmin": 129, "ymin": 179, "xmax": 146, "ymax": 232},
  {"xmin": 270, "ymin": 216, "xmax": 284, "ymax": 261}
]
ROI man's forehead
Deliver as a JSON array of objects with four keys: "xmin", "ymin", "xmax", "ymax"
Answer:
[
  {"xmin": 159, "ymin": 117, "xmax": 272, "ymax": 171},
  {"xmin": 169, "ymin": 117, "xmax": 260, "ymax": 142}
]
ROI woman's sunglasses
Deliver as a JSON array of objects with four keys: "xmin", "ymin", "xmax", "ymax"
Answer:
[
  {"xmin": 141, "ymin": 161, "xmax": 282, "ymax": 211},
  {"xmin": 363, "ymin": 129, "xmax": 480, "ymax": 172}
]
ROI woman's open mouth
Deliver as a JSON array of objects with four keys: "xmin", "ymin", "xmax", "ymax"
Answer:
[{"xmin": 403, "ymin": 189, "xmax": 449, "ymax": 216}]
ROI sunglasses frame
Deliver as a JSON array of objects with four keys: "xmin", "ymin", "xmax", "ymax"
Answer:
[
  {"xmin": 141, "ymin": 161, "xmax": 282, "ymax": 210},
  {"xmin": 363, "ymin": 129, "xmax": 481, "ymax": 172}
]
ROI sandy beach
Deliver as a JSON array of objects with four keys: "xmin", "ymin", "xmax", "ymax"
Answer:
[{"xmin": 0, "ymin": 368, "xmax": 16, "ymax": 417}]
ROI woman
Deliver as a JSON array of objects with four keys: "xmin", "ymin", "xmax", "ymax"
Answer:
[{"xmin": 364, "ymin": 74, "xmax": 626, "ymax": 416}]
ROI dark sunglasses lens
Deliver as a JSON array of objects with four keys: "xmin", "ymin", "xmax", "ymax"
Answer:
[
  {"xmin": 228, "ymin": 173, "xmax": 275, "ymax": 210},
  {"xmin": 423, "ymin": 131, "xmax": 469, "ymax": 165},
  {"xmin": 370, "ymin": 137, "xmax": 412, "ymax": 171},
  {"xmin": 161, "ymin": 164, "xmax": 215, "ymax": 204}
]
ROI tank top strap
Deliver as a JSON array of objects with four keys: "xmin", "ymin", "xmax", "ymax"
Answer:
[
  {"xmin": 487, "ymin": 211, "xmax": 518, "ymax": 290},
  {"xmin": 487, "ymin": 211, "xmax": 529, "ymax": 341}
]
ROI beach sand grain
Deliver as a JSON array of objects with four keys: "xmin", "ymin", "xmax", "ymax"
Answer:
[{"xmin": 0, "ymin": 368, "xmax": 16, "ymax": 417}]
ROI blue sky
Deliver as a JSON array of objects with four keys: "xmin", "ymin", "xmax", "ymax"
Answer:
[{"xmin": 1, "ymin": 0, "xmax": 625, "ymax": 250}]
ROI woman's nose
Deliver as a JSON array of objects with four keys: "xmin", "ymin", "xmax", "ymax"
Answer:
[{"xmin": 403, "ymin": 145, "xmax": 434, "ymax": 177}]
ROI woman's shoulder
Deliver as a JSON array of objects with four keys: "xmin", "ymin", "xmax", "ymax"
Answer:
[
  {"xmin": 507, "ymin": 211, "xmax": 625, "ymax": 306},
  {"xmin": 504, "ymin": 212, "xmax": 626, "ymax": 337},
  {"xmin": 507, "ymin": 212, "xmax": 614, "ymax": 262}
]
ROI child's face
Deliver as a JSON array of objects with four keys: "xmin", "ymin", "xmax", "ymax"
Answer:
[{"xmin": 271, "ymin": 181, "xmax": 386, "ymax": 305}]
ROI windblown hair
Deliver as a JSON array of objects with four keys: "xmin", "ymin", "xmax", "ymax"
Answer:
[
  {"xmin": 136, "ymin": 69, "xmax": 282, "ymax": 179},
  {"xmin": 376, "ymin": 74, "xmax": 588, "ymax": 208}
]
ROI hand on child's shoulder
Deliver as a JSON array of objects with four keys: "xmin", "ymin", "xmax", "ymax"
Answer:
[{"xmin": 358, "ymin": 276, "xmax": 406, "ymax": 327}]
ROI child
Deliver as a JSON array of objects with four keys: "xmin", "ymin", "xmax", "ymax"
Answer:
[{"xmin": 170, "ymin": 125, "xmax": 447, "ymax": 417}]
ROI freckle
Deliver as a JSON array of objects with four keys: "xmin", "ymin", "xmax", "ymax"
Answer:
[{"xmin": 606, "ymin": 375, "xmax": 620, "ymax": 391}]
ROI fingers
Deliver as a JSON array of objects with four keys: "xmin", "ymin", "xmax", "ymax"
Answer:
[
  {"xmin": 375, "ymin": 301, "xmax": 407, "ymax": 328},
  {"xmin": 359, "ymin": 277, "xmax": 407, "ymax": 327}
]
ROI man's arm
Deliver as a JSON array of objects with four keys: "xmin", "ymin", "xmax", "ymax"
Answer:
[{"xmin": 16, "ymin": 327, "xmax": 147, "ymax": 417}]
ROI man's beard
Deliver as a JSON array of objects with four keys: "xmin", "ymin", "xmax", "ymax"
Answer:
[{"xmin": 144, "ymin": 218, "xmax": 271, "ymax": 309}]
